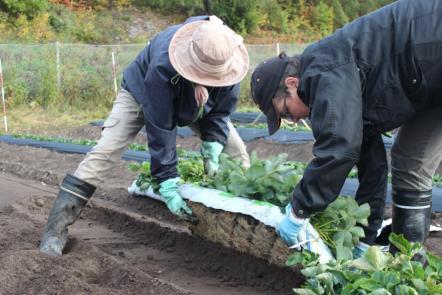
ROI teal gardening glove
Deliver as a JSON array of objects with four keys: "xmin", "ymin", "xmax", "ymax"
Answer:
[
  {"xmin": 201, "ymin": 141, "xmax": 224, "ymax": 177},
  {"xmin": 276, "ymin": 204, "xmax": 308, "ymax": 246},
  {"xmin": 159, "ymin": 177, "xmax": 192, "ymax": 217},
  {"xmin": 352, "ymin": 241, "xmax": 369, "ymax": 259}
]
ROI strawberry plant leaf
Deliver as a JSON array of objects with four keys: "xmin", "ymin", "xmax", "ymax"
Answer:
[
  {"xmin": 353, "ymin": 203, "xmax": 370, "ymax": 226},
  {"xmin": 351, "ymin": 257, "xmax": 377, "ymax": 272},
  {"xmin": 426, "ymin": 252, "xmax": 442, "ymax": 275},
  {"xmin": 410, "ymin": 278, "xmax": 425, "ymax": 292},
  {"xmin": 395, "ymin": 285, "xmax": 418, "ymax": 295},
  {"xmin": 365, "ymin": 246, "xmax": 390, "ymax": 270},
  {"xmin": 368, "ymin": 289, "xmax": 392, "ymax": 295},
  {"xmin": 286, "ymin": 250, "xmax": 320, "ymax": 267},
  {"xmin": 389, "ymin": 234, "xmax": 424, "ymax": 259},
  {"xmin": 292, "ymin": 288, "xmax": 318, "ymax": 295}
]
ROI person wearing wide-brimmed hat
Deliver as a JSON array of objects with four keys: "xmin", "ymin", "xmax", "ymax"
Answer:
[
  {"xmin": 40, "ymin": 15, "xmax": 250, "ymax": 256},
  {"xmin": 251, "ymin": 0, "xmax": 442, "ymax": 257}
]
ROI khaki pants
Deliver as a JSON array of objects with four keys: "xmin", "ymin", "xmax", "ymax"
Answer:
[
  {"xmin": 74, "ymin": 89, "xmax": 249, "ymax": 185},
  {"xmin": 391, "ymin": 105, "xmax": 442, "ymax": 191}
]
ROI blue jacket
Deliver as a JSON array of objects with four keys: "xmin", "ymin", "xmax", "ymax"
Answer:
[{"xmin": 122, "ymin": 16, "xmax": 239, "ymax": 182}]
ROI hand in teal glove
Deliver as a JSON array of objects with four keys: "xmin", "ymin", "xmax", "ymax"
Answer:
[
  {"xmin": 276, "ymin": 204, "xmax": 308, "ymax": 246},
  {"xmin": 352, "ymin": 241, "xmax": 369, "ymax": 259},
  {"xmin": 201, "ymin": 141, "xmax": 224, "ymax": 177},
  {"xmin": 159, "ymin": 177, "xmax": 192, "ymax": 217}
]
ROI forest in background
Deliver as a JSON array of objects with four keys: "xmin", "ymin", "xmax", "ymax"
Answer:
[
  {"xmin": 0, "ymin": 0, "xmax": 395, "ymax": 43},
  {"xmin": 0, "ymin": 0, "xmax": 394, "ymax": 116}
]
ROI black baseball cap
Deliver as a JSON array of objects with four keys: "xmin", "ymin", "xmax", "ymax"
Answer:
[{"xmin": 251, "ymin": 55, "xmax": 288, "ymax": 135}]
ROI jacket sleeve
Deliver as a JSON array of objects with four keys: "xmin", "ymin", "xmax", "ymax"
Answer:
[
  {"xmin": 198, "ymin": 84, "xmax": 239, "ymax": 144},
  {"xmin": 355, "ymin": 134, "xmax": 388, "ymax": 243},
  {"xmin": 143, "ymin": 64, "xmax": 179, "ymax": 183},
  {"xmin": 291, "ymin": 63, "xmax": 363, "ymax": 218}
]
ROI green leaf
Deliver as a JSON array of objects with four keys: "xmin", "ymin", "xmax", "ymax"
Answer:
[
  {"xmin": 349, "ymin": 226, "xmax": 365, "ymax": 239},
  {"xmin": 305, "ymin": 278, "xmax": 325, "ymax": 294},
  {"xmin": 293, "ymin": 288, "xmax": 319, "ymax": 295},
  {"xmin": 410, "ymin": 279, "xmax": 425, "ymax": 292},
  {"xmin": 286, "ymin": 250, "xmax": 320, "ymax": 267},
  {"xmin": 371, "ymin": 271, "xmax": 400, "ymax": 289},
  {"xmin": 343, "ymin": 269, "xmax": 363, "ymax": 282},
  {"xmin": 353, "ymin": 203, "xmax": 370, "ymax": 226},
  {"xmin": 412, "ymin": 261, "xmax": 425, "ymax": 280},
  {"xmin": 389, "ymin": 233, "xmax": 412, "ymax": 255},
  {"xmin": 341, "ymin": 284, "xmax": 357, "ymax": 295},
  {"xmin": 330, "ymin": 197, "xmax": 348, "ymax": 211},
  {"xmin": 286, "ymin": 252, "xmax": 304, "ymax": 267},
  {"xmin": 394, "ymin": 285, "xmax": 418, "ymax": 295},
  {"xmin": 352, "ymin": 277, "xmax": 382, "ymax": 291},
  {"xmin": 328, "ymin": 269, "xmax": 348, "ymax": 286},
  {"xmin": 301, "ymin": 266, "xmax": 323, "ymax": 278},
  {"xmin": 316, "ymin": 272, "xmax": 334, "ymax": 281},
  {"xmin": 426, "ymin": 277, "xmax": 442, "ymax": 293},
  {"xmin": 269, "ymin": 173, "xmax": 285, "ymax": 184},
  {"xmin": 139, "ymin": 182, "xmax": 150, "ymax": 191},
  {"xmin": 333, "ymin": 231, "xmax": 354, "ymax": 260},
  {"xmin": 246, "ymin": 164, "xmax": 267, "ymax": 179},
  {"xmin": 127, "ymin": 162, "xmax": 141, "ymax": 172},
  {"xmin": 368, "ymin": 289, "xmax": 392, "ymax": 295},
  {"xmin": 365, "ymin": 246, "xmax": 390, "ymax": 270},
  {"xmin": 336, "ymin": 244, "xmax": 353, "ymax": 261},
  {"xmin": 426, "ymin": 251, "xmax": 442, "ymax": 273},
  {"xmin": 351, "ymin": 257, "xmax": 377, "ymax": 272}
]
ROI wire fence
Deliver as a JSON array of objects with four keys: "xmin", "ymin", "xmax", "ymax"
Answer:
[{"xmin": 0, "ymin": 42, "xmax": 307, "ymax": 130}]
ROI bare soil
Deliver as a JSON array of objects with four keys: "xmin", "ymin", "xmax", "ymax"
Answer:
[
  {"xmin": 0, "ymin": 142, "xmax": 300, "ymax": 295},
  {"xmin": 0, "ymin": 124, "xmax": 441, "ymax": 294}
]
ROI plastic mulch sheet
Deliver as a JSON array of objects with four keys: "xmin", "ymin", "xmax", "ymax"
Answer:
[
  {"xmin": 90, "ymin": 120, "xmax": 395, "ymax": 148},
  {"xmin": 0, "ymin": 134, "xmax": 440, "ymax": 211}
]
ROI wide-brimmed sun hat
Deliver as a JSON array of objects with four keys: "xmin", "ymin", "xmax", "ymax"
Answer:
[{"xmin": 168, "ymin": 15, "xmax": 249, "ymax": 87}]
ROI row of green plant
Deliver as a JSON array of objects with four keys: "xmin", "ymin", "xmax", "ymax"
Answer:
[
  {"xmin": 129, "ymin": 152, "xmax": 366, "ymax": 258},
  {"xmin": 129, "ymin": 150, "xmax": 370, "ymax": 255},
  {"xmin": 12, "ymin": 128, "xmax": 428, "ymax": 294},
  {"xmin": 128, "ymin": 151, "xmax": 442, "ymax": 196},
  {"xmin": 7, "ymin": 133, "xmax": 442, "ymax": 187},
  {"xmin": 127, "ymin": 149, "xmax": 441, "ymax": 293},
  {"xmin": 233, "ymin": 121, "xmax": 312, "ymax": 132},
  {"xmin": 288, "ymin": 233, "xmax": 442, "ymax": 294}
]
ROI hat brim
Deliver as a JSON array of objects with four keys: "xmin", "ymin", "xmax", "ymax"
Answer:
[
  {"xmin": 266, "ymin": 105, "xmax": 281, "ymax": 136},
  {"xmin": 168, "ymin": 21, "xmax": 250, "ymax": 87}
]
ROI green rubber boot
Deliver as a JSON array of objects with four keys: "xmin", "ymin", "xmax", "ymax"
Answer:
[{"xmin": 40, "ymin": 174, "xmax": 95, "ymax": 256}]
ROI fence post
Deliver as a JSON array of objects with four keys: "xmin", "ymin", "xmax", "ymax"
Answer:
[
  {"xmin": 0, "ymin": 58, "xmax": 8, "ymax": 132},
  {"xmin": 276, "ymin": 42, "xmax": 280, "ymax": 55},
  {"xmin": 111, "ymin": 51, "xmax": 118, "ymax": 97},
  {"xmin": 56, "ymin": 41, "xmax": 61, "ymax": 94}
]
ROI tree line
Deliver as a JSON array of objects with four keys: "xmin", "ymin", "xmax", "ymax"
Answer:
[{"xmin": 1, "ymin": 0, "xmax": 395, "ymax": 41}]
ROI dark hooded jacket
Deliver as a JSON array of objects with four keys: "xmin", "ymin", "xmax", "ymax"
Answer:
[{"xmin": 292, "ymin": 0, "xmax": 442, "ymax": 241}]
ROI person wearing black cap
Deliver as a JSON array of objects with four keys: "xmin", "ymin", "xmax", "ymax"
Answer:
[{"xmin": 251, "ymin": 0, "xmax": 442, "ymax": 257}]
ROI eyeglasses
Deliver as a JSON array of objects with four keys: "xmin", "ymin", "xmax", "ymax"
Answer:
[{"xmin": 279, "ymin": 95, "xmax": 291, "ymax": 120}]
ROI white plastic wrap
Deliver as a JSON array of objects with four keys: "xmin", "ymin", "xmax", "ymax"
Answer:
[{"xmin": 128, "ymin": 181, "xmax": 334, "ymax": 263}]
